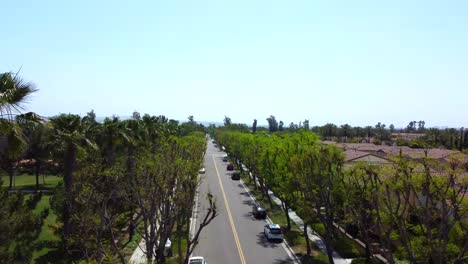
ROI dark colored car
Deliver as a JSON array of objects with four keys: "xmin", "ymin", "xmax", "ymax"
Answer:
[
  {"xmin": 231, "ymin": 171, "xmax": 240, "ymax": 180},
  {"xmin": 227, "ymin": 163, "xmax": 234, "ymax": 171},
  {"xmin": 222, "ymin": 155, "xmax": 228, "ymax": 162},
  {"xmin": 252, "ymin": 206, "xmax": 267, "ymax": 219}
]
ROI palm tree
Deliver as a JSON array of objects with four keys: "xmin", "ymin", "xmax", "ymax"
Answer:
[
  {"xmin": 341, "ymin": 124, "xmax": 352, "ymax": 142},
  {"xmin": 0, "ymin": 72, "xmax": 38, "ymax": 189},
  {"xmin": 96, "ymin": 116, "xmax": 129, "ymax": 167},
  {"xmin": 0, "ymin": 72, "xmax": 38, "ymax": 120},
  {"xmin": 50, "ymin": 114, "xmax": 97, "ymax": 250}
]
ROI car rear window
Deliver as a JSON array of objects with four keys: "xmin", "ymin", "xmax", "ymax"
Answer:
[
  {"xmin": 270, "ymin": 228, "xmax": 282, "ymax": 234},
  {"xmin": 189, "ymin": 260, "xmax": 203, "ymax": 264}
]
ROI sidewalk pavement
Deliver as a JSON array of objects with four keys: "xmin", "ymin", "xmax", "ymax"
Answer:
[{"xmin": 129, "ymin": 239, "xmax": 147, "ymax": 264}]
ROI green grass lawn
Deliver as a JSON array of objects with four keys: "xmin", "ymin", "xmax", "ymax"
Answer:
[
  {"xmin": 240, "ymin": 172, "xmax": 330, "ymax": 264},
  {"xmin": 30, "ymin": 194, "xmax": 61, "ymax": 263},
  {"xmin": 1, "ymin": 174, "xmax": 62, "ymax": 189}
]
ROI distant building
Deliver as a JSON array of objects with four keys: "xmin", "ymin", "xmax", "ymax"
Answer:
[{"xmin": 343, "ymin": 149, "xmax": 392, "ymax": 168}]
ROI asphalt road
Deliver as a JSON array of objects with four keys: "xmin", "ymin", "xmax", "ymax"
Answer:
[{"xmin": 192, "ymin": 140, "xmax": 296, "ymax": 264}]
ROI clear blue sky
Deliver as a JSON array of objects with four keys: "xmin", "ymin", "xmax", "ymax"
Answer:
[{"xmin": 1, "ymin": 0, "xmax": 467, "ymax": 127}]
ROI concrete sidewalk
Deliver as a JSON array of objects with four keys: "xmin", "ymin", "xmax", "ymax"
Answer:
[{"xmin": 129, "ymin": 238, "xmax": 147, "ymax": 264}]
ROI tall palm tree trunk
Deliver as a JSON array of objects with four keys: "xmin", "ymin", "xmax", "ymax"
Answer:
[
  {"xmin": 63, "ymin": 143, "xmax": 77, "ymax": 250},
  {"xmin": 35, "ymin": 161, "xmax": 41, "ymax": 191}
]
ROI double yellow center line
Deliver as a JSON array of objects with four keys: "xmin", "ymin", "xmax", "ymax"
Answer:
[{"xmin": 212, "ymin": 155, "xmax": 247, "ymax": 264}]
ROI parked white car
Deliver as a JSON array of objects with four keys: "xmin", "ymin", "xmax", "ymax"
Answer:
[
  {"xmin": 188, "ymin": 256, "xmax": 206, "ymax": 264},
  {"xmin": 264, "ymin": 224, "xmax": 284, "ymax": 241},
  {"xmin": 199, "ymin": 167, "xmax": 206, "ymax": 174}
]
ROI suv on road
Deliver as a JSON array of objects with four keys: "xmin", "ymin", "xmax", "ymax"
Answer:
[
  {"xmin": 252, "ymin": 206, "xmax": 267, "ymax": 219},
  {"xmin": 231, "ymin": 171, "xmax": 240, "ymax": 180},
  {"xmin": 226, "ymin": 163, "xmax": 234, "ymax": 171},
  {"xmin": 264, "ymin": 224, "xmax": 283, "ymax": 241},
  {"xmin": 188, "ymin": 256, "xmax": 206, "ymax": 264}
]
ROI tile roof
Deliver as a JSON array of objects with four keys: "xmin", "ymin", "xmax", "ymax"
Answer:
[
  {"xmin": 336, "ymin": 143, "xmax": 461, "ymax": 160},
  {"xmin": 344, "ymin": 149, "xmax": 371, "ymax": 161}
]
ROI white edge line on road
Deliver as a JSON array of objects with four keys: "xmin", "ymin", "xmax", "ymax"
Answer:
[
  {"xmin": 239, "ymin": 178, "xmax": 301, "ymax": 264},
  {"xmin": 188, "ymin": 172, "xmax": 203, "ymax": 260}
]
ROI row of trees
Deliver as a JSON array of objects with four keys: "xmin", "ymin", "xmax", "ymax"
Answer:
[
  {"xmin": 214, "ymin": 128, "xmax": 467, "ymax": 264},
  {"xmin": 0, "ymin": 72, "xmax": 216, "ymax": 263},
  {"xmin": 224, "ymin": 114, "xmax": 467, "ymax": 151}
]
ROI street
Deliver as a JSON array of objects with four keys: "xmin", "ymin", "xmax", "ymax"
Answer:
[{"xmin": 192, "ymin": 140, "xmax": 296, "ymax": 264}]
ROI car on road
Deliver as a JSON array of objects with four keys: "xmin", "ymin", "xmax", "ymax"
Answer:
[
  {"xmin": 199, "ymin": 167, "xmax": 206, "ymax": 174},
  {"xmin": 264, "ymin": 224, "xmax": 284, "ymax": 241},
  {"xmin": 231, "ymin": 171, "xmax": 240, "ymax": 180},
  {"xmin": 252, "ymin": 206, "xmax": 267, "ymax": 219},
  {"xmin": 188, "ymin": 256, "xmax": 206, "ymax": 264},
  {"xmin": 226, "ymin": 163, "xmax": 234, "ymax": 171},
  {"xmin": 222, "ymin": 155, "xmax": 228, "ymax": 162}
]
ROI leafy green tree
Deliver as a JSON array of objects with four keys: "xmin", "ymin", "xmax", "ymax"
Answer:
[
  {"xmin": 389, "ymin": 124, "xmax": 395, "ymax": 134},
  {"xmin": 288, "ymin": 122, "xmax": 298, "ymax": 132},
  {"xmin": 279, "ymin": 120, "xmax": 284, "ymax": 131},
  {"xmin": 132, "ymin": 110, "xmax": 141, "ymax": 120},
  {"xmin": 303, "ymin": 119, "xmax": 310, "ymax": 130},
  {"xmin": 82, "ymin": 109, "xmax": 97, "ymax": 124},
  {"xmin": 345, "ymin": 163, "xmax": 383, "ymax": 263},
  {"xmin": 299, "ymin": 145, "xmax": 345, "ymax": 264},
  {"xmin": 223, "ymin": 115, "xmax": 232, "ymax": 127},
  {"xmin": 266, "ymin": 115, "xmax": 278, "ymax": 133}
]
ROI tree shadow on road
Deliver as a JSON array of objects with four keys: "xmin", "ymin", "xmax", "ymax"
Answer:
[
  {"xmin": 242, "ymin": 199, "xmax": 255, "ymax": 207},
  {"xmin": 272, "ymin": 258, "xmax": 296, "ymax": 264},
  {"xmin": 256, "ymin": 233, "xmax": 281, "ymax": 249},
  {"xmin": 239, "ymin": 191, "xmax": 250, "ymax": 197}
]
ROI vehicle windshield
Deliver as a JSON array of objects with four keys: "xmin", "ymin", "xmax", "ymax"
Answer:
[
  {"xmin": 189, "ymin": 260, "xmax": 203, "ymax": 264},
  {"xmin": 270, "ymin": 228, "xmax": 282, "ymax": 234}
]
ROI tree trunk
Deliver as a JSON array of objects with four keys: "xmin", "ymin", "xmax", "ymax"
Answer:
[
  {"xmin": 177, "ymin": 218, "xmax": 183, "ymax": 264},
  {"xmin": 12, "ymin": 167, "xmax": 16, "ymax": 189},
  {"xmin": 360, "ymin": 211, "xmax": 373, "ymax": 263},
  {"xmin": 252, "ymin": 169, "xmax": 257, "ymax": 191},
  {"xmin": 284, "ymin": 202, "xmax": 291, "ymax": 230},
  {"xmin": 325, "ymin": 228, "xmax": 335, "ymax": 264},
  {"xmin": 63, "ymin": 143, "xmax": 77, "ymax": 251},
  {"xmin": 35, "ymin": 161, "xmax": 41, "ymax": 191},
  {"xmin": 259, "ymin": 178, "xmax": 265, "ymax": 198},
  {"xmin": 7, "ymin": 161, "xmax": 17, "ymax": 190},
  {"xmin": 8, "ymin": 169, "xmax": 13, "ymax": 189},
  {"xmin": 304, "ymin": 223, "xmax": 311, "ymax": 255}
]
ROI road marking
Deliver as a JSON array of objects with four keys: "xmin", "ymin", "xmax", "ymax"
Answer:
[
  {"xmin": 212, "ymin": 155, "xmax": 247, "ymax": 264},
  {"xmin": 189, "ymin": 174, "xmax": 201, "ymax": 240}
]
